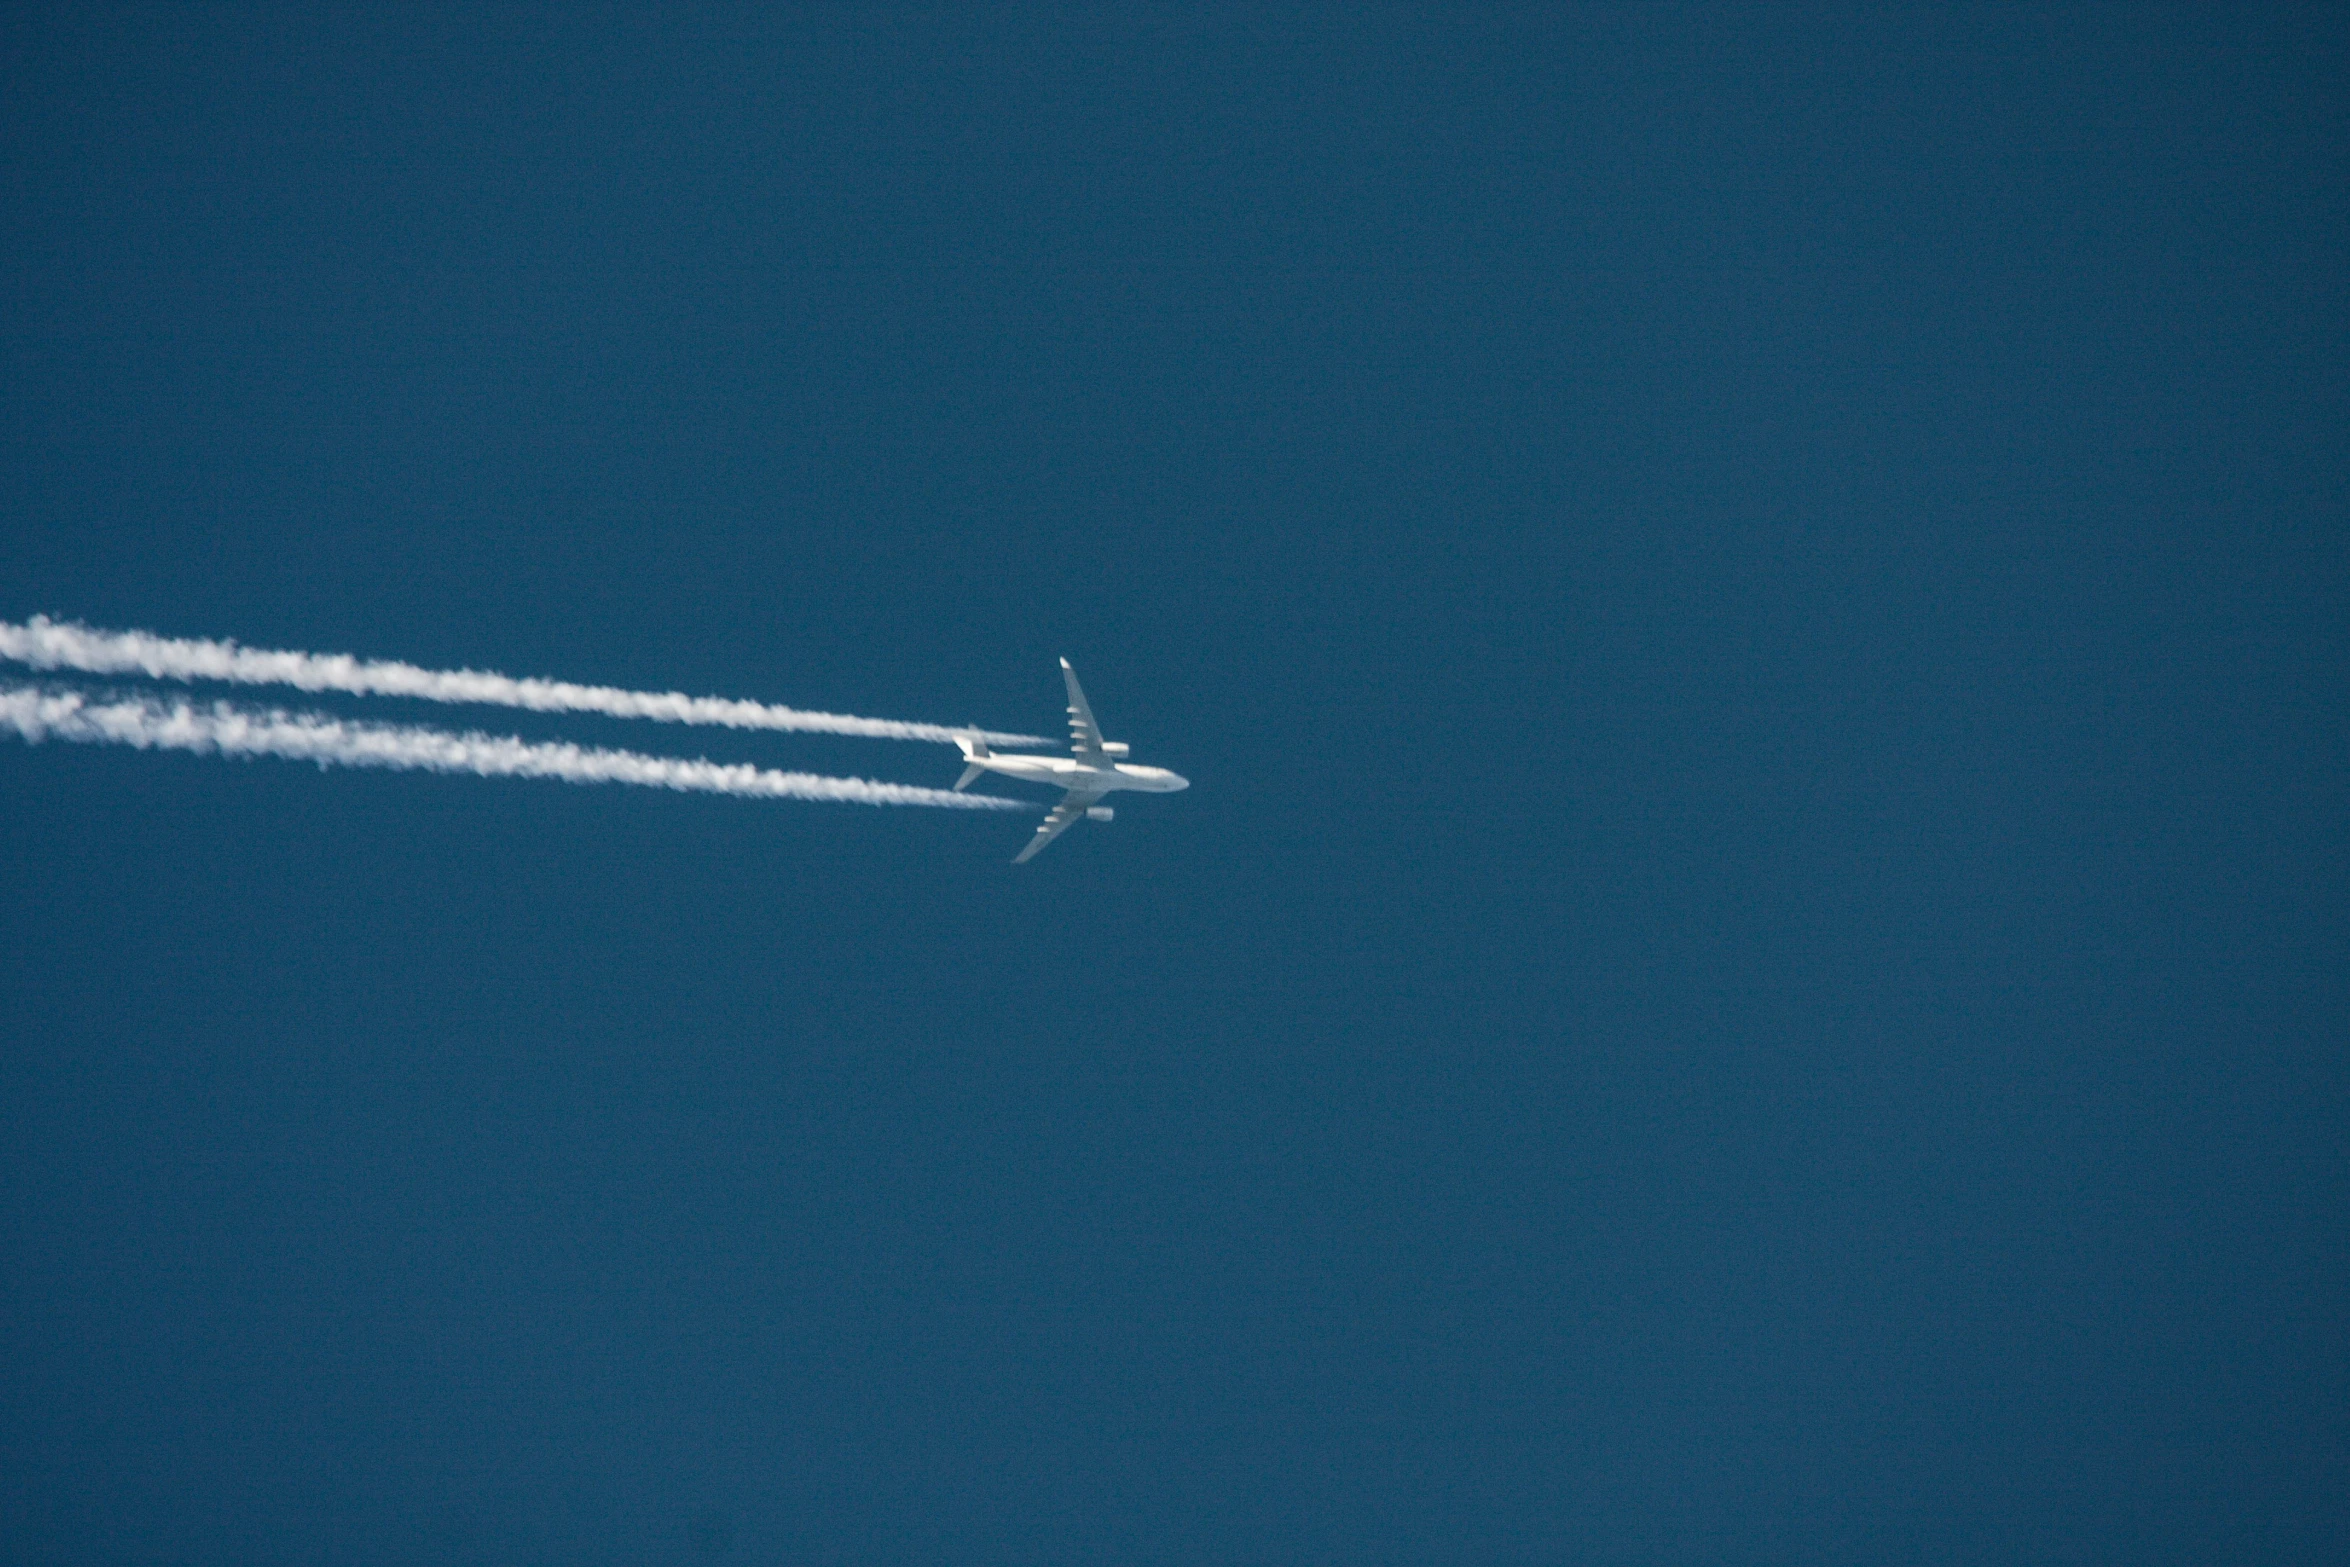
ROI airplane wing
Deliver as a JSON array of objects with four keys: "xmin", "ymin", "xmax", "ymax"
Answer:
[
  {"xmin": 1013, "ymin": 789, "xmax": 1106, "ymax": 864},
  {"xmin": 1060, "ymin": 658, "xmax": 1107, "ymax": 762}
]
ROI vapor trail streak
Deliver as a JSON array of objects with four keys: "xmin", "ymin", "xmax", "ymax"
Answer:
[
  {"xmin": 0, "ymin": 687, "xmax": 1031, "ymax": 810},
  {"xmin": 0, "ymin": 617, "xmax": 1048, "ymax": 746}
]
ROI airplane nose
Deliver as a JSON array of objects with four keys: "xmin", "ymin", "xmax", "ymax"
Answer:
[{"xmin": 1169, "ymin": 772, "xmax": 1190, "ymax": 791}]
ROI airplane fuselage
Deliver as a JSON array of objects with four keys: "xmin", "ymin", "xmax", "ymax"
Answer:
[{"xmin": 971, "ymin": 753, "xmax": 1189, "ymax": 794}]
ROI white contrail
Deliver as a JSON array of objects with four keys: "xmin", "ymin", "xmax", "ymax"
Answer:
[
  {"xmin": 0, "ymin": 617, "xmax": 1049, "ymax": 747},
  {"xmin": 0, "ymin": 686, "xmax": 1031, "ymax": 810}
]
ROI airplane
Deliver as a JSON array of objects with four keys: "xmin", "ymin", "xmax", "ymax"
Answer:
[{"xmin": 954, "ymin": 658, "xmax": 1188, "ymax": 862}]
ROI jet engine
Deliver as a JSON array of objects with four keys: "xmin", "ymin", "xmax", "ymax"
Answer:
[{"xmin": 1085, "ymin": 806, "xmax": 1115, "ymax": 821}]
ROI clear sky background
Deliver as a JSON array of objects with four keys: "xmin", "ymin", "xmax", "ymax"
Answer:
[{"xmin": 2, "ymin": 8, "xmax": 2343, "ymax": 1564}]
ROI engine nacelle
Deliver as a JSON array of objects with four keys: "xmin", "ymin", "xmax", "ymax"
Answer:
[
  {"xmin": 1100, "ymin": 742, "xmax": 1130, "ymax": 759},
  {"xmin": 1085, "ymin": 806, "xmax": 1115, "ymax": 822}
]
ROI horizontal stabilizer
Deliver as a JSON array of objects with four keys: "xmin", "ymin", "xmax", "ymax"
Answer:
[{"xmin": 955, "ymin": 762, "xmax": 986, "ymax": 792}]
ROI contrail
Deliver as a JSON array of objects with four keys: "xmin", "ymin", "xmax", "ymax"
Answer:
[
  {"xmin": 0, "ymin": 686, "xmax": 1032, "ymax": 810},
  {"xmin": 0, "ymin": 617, "xmax": 1049, "ymax": 747}
]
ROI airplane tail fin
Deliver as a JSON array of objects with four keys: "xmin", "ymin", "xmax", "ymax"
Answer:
[{"xmin": 953, "ymin": 730, "xmax": 989, "ymax": 791}]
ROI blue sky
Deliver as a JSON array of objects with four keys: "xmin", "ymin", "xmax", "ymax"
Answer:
[{"xmin": 2, "ymin": 8, "xmax": 2344, "ymax": 1563}]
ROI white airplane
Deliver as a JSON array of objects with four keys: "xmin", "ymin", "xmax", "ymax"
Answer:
[{"xmin": 955, "ymin": 658, "xmax": 1188, "ymax": 862}]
